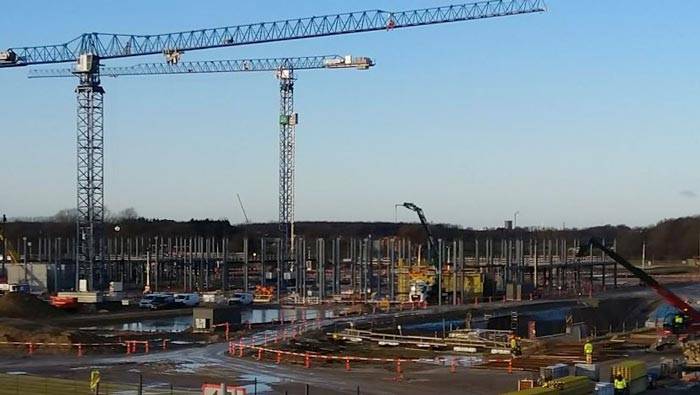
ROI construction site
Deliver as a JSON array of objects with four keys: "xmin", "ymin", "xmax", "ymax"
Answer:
[{"xmin": 2, "ymin": 0, "xmax": 700, "ymax": 394}]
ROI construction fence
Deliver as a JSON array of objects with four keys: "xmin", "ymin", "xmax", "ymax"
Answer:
[{"xmin": 0, "ymin": 373, "xmax": 203, "ymax": 395}]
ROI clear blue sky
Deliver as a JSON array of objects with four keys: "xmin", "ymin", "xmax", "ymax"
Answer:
[{"xmin": 1, "ymin": 1, "xmax": 699, "ymax": 228}]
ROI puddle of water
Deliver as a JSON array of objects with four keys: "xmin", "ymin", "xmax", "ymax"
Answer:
[
  {"xmin": 241, "ymin": 307, "xmax": 335, "ymax": 324},
  {"xmin": 86, "ymin": 307, "xmax": 334, "ymax": 333},
  {"xmin": 415, "ymin": 356, "xmax": 484, "ymax": 367},
  {"xmin": 81, "ymin": 315, "xmax": 193, "ymax": 333},
  {"xmin": 173, "ymin": 362, "xmax": 215, "ymax": 374},
  {"xmin": 239, "ymin": 373, "xmax": 280, "ymax": 394}
]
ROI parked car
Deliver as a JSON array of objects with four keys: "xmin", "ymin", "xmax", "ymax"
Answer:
[
  {"xmin": 228, "ymin": 292, "xmax": 253, "ymax": 306},
  {"xmin": 138, "ymin": 294, "xmax": 158, "ymax": 308},
  {"xmin": 174, "ymin": 293, "xmax": 200, "ymax": 307},
  {"xmin": 148, "ymin": 294, "xmax": 175, "ymax": 310}
]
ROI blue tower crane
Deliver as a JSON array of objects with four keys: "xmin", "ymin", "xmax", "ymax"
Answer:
[{"xmin": 2, "ymin": 0, "xmax": 546, "ymax": 290}]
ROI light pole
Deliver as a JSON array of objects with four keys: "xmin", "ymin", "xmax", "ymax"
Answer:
[
  {"xmin": 1, "ymin": 214, "xmax": 6, "ymax": 278},
  {"xmin": 22, "ymin": 236, "xmax": 27, "ymax": 284},
  {"xmin": 114, "ymin": 225, "xmax": 121, "ymax": 282},
  {"xmin": 27, "ymin": 241, "xmax": 32, "ymax": 293}
]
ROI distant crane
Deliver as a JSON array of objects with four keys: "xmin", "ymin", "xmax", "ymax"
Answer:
[
  {"xmin": 397, "ymin": 202, "xmax": 442, "ymax": 303},
  {"xmin": 397, "ymin": 202, "xmax": 438, "ymax": 264},
  {"xmin": 29, "ymin": 54, "xmax": 374, "ymax": 268},
  {"xmin": 236, "ymin": 193, "xmax": 251, "ymax": 226},
  {"xmin": 1, "ymin": 0, "xmax": 546, "ymax": 290}
]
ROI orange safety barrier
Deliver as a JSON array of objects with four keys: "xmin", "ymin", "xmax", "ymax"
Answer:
[
  {"xmin": 395, "ymin": 359, "xmax": 403, "ymax": 381},
  {"xmin": 213, "ymin": 323, "xmax": 231, "ymax": 341},
  {"xmin": 125, "ymin": 340, "xmax": 150, "ymax": 354},
  {"xmin": 450, "ymin": 359, "xmax": 456, "ymax": 373},
  {"xmin": 257, "ymin": 348, "xmax": 263, "ymax": 361},
  {"xmin": 304, "ymin": 353, "xmax": 310, "ymax": 368},
  {"xmin": 77, "ymin": 343, "xmax": 83, "ymax": 357},
  {"xmin": 162, "ymin": 339, "xmax": 169, "ymax": 350},
  {"xmin": 276, "ymin": 351, "xmax": 282, "ymax": 364},
  {"xmin": 345, "ymin": 357, "xmax": 351, "ymax": 371},
  {"xmin": 508, "ymin": 358, "xmax": 513, "ymax": 374}
]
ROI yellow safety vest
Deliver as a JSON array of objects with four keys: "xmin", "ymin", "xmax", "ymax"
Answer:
[
  {"xmin": 584, "ymin": 342, "xmax": 593, "ymax": 354},
  {"xmin": 510, "ymin": 339, "xmax": 517, "ymax": 348},
  {"xmin": 614, "ymin": 378, "xmax": 627, "ymax": 389},
  {"xmin": 675, "ymin": 315, "xmax": 684, "ymax": 324}
]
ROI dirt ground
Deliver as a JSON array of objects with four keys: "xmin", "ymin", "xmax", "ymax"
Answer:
[{"xmin": 0, "ymin": 282, "xmax": 700, "ymax": 393}]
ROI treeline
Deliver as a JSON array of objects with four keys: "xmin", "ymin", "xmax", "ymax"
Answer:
[{"xmin": 3, "ymin": 211, "xmax": 700, "ymax": 261}]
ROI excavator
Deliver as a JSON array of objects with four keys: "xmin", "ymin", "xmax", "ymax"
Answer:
[
  {"xmin": 581, "ymin": 238, "xmax": 700, "ymax": 366},
  {"xmin": 397, "ymin": 202, "xmax": 440, "ymax": 303}
]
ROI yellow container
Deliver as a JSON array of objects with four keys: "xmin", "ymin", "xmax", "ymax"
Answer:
[
  {"xmin": 501, "ymin": 387, "xmax": 557, "ymax": 395},
  {"xmin": 611, "ymin": 360, "xmax": 646, "ymax": 381},
  {"xmin": 465, "ymin": 273, "xmax": 484, "ymax": 294},
  {"xmin": 441, "ymin": 272, "xmax": 484, "ymax": 295},
  {"xmin": 544, "ymin": 376, "xmax": 594, "ymax": 395}
]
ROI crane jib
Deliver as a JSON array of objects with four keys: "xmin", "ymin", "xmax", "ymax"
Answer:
[{"xmin": 1, "ymin": 0, "xmax": 546, "ymax": 67}]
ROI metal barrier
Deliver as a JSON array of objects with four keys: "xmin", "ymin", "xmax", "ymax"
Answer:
[{"xmin": 0, "ymin": 373, "xmax": 201, "ymax": 395}]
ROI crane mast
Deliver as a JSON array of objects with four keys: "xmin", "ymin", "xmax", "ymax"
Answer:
[{"xmin": 74, "ymin": 55, "xmax": 105, "ymax": 290}]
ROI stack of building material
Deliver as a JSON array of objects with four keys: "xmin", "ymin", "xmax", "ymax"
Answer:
[
  {"xmin": 540, "ymin": 363, "xmax": 570, "ymax": 381},
  {"xmin": 501, "ymin": 387, "xmax": 557, "ymax": 395},
  {"xmin": 574, "ymin": 363, "xmax": 600, "ymax": 381},
  {"xmin": 544, "ymin": 376, "xmax": 594, "ymax": 395},
  {"xmin": 682, "ymin": 340, "xmax": 700, "ymax": 366},
  {"xmin": 611, "ymin": 360, "xmax": 647, "ymax": 395},
  {"xmin": 594, "ymin": 382, "xmax": 613, "ymax": 395}
]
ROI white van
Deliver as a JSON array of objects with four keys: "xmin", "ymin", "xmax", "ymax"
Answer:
[
  {"xmin": 174, "ymin": 293, "xmax": 200, "ymax": 307},
  {"xmin": 228, "ymin": 292, "xmax": 253, "ymax": 306}
]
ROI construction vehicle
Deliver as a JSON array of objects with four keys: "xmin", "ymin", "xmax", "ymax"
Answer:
[
  {"xmin": 253, "ymin": 285, "xmax": 275, "ymax": 303},
  {"xmin": 49, "ymin": 295, "xmax": 79, "ymax": 310},
  {"xmin": 581, "ymin": 238, "xmax": 700, "ymax": 367},
  {"xmin": 398, "ymin": 202, "xmax": 440, "ymax": 302},
  {"xmin": 0, "ymin": 283, "xmax": 29, "ymax": 294}
]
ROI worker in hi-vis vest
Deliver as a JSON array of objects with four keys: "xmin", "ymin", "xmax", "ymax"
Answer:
[
  {"xmin": 613, "ymin": 374, "xmax": 628, "ymax": 395},
  {"xmin": 584, "ymin": 340, "xmax": 593, "ymax": 364},
  {"xmin": 673, "ymin": 313, "xmax": 685, "ymax": 333},
  {"xmin": 510, "ymin": 335, "xmax": 521, "ymax": 356}
]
